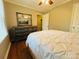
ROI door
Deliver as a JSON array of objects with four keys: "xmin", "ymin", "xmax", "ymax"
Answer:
[
  {"xmin": 70, "ymin": 1, "xmax": 79, "ymax": 32},
  {"xmin": 42, "ymin": 13, "xmax": 49, "ymax": 30},
  {"xmin": 37, "ymin": 15, "xmax": 42, "ymax": 31}
]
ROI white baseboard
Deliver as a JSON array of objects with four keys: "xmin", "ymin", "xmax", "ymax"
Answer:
[{"xmin": 4, "ymin": 43, "xmax": 11, "ymax": 59}]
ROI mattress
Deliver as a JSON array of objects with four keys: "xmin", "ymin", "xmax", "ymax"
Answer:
[{"xmin": 26, "ymin": 30, "xmax": 79, "ymax": 59}]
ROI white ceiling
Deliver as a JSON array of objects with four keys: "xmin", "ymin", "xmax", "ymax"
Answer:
[{"xmin": 5, "ymin": 0, "xmax": 71, "ymax": 14}]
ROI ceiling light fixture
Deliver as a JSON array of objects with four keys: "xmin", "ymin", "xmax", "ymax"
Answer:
[{"xmin": 39, "ymin": 0, "xmax": 53, "ymax": 5}]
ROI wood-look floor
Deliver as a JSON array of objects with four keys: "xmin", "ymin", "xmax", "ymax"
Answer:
[{"xmin": 7, "ymin": 40, "xmax": 33, "ymax": 59}]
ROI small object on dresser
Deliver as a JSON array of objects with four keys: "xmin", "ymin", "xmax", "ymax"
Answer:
[{"xmin": 9, "ymin": 26, "xmax": 37, "ymax": 42}]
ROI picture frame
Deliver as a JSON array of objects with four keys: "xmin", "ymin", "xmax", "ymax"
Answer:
[{"xmin": 16, "ymin": 12, "xmax": 32, "ymax": 26}]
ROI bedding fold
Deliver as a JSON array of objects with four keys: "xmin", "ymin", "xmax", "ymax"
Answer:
[{"xmin": 26, "ymin": 30, "xmax": 79, "ymax": 59}]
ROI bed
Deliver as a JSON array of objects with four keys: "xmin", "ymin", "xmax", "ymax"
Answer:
[{"xmin": 26, "ymin": 30, "xmax": 79, "ymax": 59}]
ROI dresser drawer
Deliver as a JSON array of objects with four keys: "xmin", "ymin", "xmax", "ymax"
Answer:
[{"xmin": 9, "ymin": 26, "xmax": 37, "ymax": 42}]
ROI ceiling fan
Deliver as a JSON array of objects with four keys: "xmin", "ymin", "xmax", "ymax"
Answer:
[{"xmin": 39, "ymin": 0, "xmax": 53, "ymax": 5}]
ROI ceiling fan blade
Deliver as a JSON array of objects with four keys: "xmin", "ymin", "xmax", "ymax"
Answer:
[
  {"xmin": 39, "ymin": 2, "xmax": 42, "ymax": 5},
  {"xmin": 48, "ymin": 0, "xmax": 53, "ymax": 5},
  {"xmin": 39, "ymin": 0, "xmax": 53, "ymax": 5}
]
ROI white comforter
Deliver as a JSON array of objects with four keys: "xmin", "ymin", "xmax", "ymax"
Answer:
[{"xmin": 26, "ymin": 30, "xmax": 79, "ymax": 59}]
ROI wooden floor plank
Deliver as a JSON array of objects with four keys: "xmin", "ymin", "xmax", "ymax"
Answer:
[{"xmin": 7, "ymin": 40, "xmax": 33, "ymax": 59}]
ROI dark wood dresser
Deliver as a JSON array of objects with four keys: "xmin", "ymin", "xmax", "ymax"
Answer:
[{"xmin": 9, "ymin": 26, "xmax": 37, "ymax": 42}]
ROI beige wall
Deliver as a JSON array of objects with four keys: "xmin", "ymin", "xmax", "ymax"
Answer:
[
  {"xmin": 4, "ymin": 2, "xmax": 42, "ymax": 29},
  {"xmin": 49, "ymin": 1, "xmax": 73, "ymax": 31}
]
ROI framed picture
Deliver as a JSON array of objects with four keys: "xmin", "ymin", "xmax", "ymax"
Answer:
[{"xmin": 16, "ymin": 12, "xmax": 32, "ymax": 26}]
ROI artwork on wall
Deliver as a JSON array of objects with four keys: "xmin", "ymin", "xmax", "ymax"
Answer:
[{"xmin": 16, "ymin": 12, "xmax": 32, "ymax": 26}]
